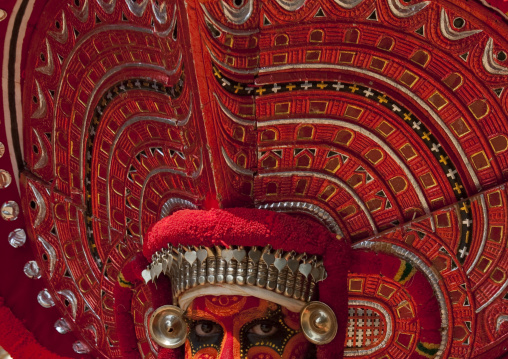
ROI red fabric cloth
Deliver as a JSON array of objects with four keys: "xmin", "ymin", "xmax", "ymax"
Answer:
[
  {"xmin": 0, "ymin": 297, "xmax": 73, "ymax": 359},
  {"xmin": 144, "ymin": 208, "xmax": 351, "ymax": 359}
]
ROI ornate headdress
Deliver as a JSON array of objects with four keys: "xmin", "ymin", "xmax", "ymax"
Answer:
[
  {"xmin": 2, "ymin": 0, "xmax": 508, "ymax": 358},
  {"xmin": 140, "ymin": 208, "xmax": 350, "ymax": 358}
]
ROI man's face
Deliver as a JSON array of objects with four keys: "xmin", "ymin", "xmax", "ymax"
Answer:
[{"xmin": 184, "ymin": 295, "xmax": 311, "ymax": 359}]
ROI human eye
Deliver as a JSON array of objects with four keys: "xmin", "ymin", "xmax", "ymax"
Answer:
[
  {"xmin": 194, "ymin": 320, "xmax": 223, "ymax": 337},
  {"xmin": 187, "ymin": 319, "xmax": 224, "ymax": 355},
  {"xmin": 240, "ymin": 310, "xmax": 297, "ymax": 355},
  {"xmin": 248, "ymin": 321, "xmax": 279, "ymax": 337}
]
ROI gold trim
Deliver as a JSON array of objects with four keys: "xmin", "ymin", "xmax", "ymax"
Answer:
[
  {"xmin": 343, "ymin": 104, "xmax": 364, "ymax": 120},
  {"xmin": 370, "ymin": 56, "xmax": 388, "ymax": 72},
  {"xmin": 305, "ymin": 50, "xmax": 322, "ymax": 63},
  {"xmin": 376, "ymin": 283, "xmax": 396, "ymax": 299},
  {"xmin": 275, "ymin": 102, "xmax": 291, "ymax": 115},
  {"xmin": 272, "ymin": 53, "xmax": 288, "ymax": 65},
  {"xmin": 488, "ymin": 226, "xmax": 503, "ymax": 242},
  {"xmin": 309, "ymin": 29, "xmax": 324, "ymax": 43},
  {"xmin": 348, "ymin": 278, "xmax": 364, "ymax": 292},
  {"xmin": 450, "ymin": 117, "xmax": 471, "ymax": 138},
  {"xmin": 470, "ymin": 151, "xmax": 491, "ymax": 171},
  {"xmin": 395, "ymin": 332, "xmax": 414, "ymax": 350},
  {"xmin": 428, "ymin": 91, "xmax": 449, "ymax": 110},
  {"xmin": 476, "ymin": 256, "xmax": 492, "ymax": 273},
  {"xmin": 338, "ymin": 51, "xmax": 356, "ymax": 64},
  {"xmin": 435, "ymin": 212, "xmax": 451, "ymax": 228},
  {"xmin": 487, "ymin": 191, "xmax": 502, "ymax": 207},
  {"xmin": 490, "ymin": 267, "xmax": 506, "ymax": 284},
  {"xmin": 398, "ymin": 70, "xmax": 419, "ymax": 88},
  {"xmin": 489, "ymin": 135, "xmax": 508, "ymax": 154}
]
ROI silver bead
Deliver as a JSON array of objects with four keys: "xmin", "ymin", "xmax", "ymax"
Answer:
[
  {"xmin": 1, "ymin": 201, "xmax": 19, "ymax": 221},
  {"xmin": 55, "ymin": 318, "xmax": 72, "ymax": 334},
  {"xmin": 205, "ymin": 247, "xmax": 216, "ymax": 285},
  {"xmin": 37, "ymin": 289, "xmax": 55, "ymax": 308},
  {"xmin": 0, "ymin": 169, "xmax": 12, "ymax": 189},
  {"xmin": 8, "ymin": 228, "xmax": 26, "ymax": 248},
  {"xmin": 24, "ymin": 260, "xmax": 41, "ymax": 279},
  {"xmin": 72, "ymin": 341, "xmax": 90, "ymax": 354}
]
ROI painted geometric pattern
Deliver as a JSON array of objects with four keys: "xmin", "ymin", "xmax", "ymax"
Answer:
[{"xmin": 0, "ymin": 0, "xmax": 507, "ymax": 357}]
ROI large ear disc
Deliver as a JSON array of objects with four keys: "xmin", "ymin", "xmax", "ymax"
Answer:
[
  {"xmin": 300, "ymin": 301, "xmax": 338, "ymax": 345},
  {"xmin": 149, "ymin": 305, "xmax": 188, "ymax": 348}
]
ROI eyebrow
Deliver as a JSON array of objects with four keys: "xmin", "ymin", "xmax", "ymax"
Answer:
[
  {"xmin": 237, "ymin": 305, "xmax": 281, "ymax": 322},
  {"xmin": 184, "ymin": 310, "xmax": 218, "ymax": 322}
]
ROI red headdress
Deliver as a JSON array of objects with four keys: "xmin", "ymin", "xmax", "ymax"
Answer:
[{"xmin": 140, "ymin": 208, "xmax": 350, "ymax": 358}]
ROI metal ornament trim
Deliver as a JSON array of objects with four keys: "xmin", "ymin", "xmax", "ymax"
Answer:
[
  {"xmin": 143, "ymin": 244, "xmax": 328, "ymax": 305},
  {"xmin": 149, "ymin": 305, "xmax": 188, "ymax": 348},
  {"xmin": 300, "ymin": 301, "xmax": 338, "ymax": 345}
]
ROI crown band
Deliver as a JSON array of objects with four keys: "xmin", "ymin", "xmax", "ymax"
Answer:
[{"xmin": 142, "ymin": 244, "xmax": 328, "ymax": 306}]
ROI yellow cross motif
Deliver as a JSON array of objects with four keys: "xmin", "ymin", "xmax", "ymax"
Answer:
[
  {"xmin": 453, "ymin": 182, "xmax": 464, "ymax": 194},
  {"xmin": 377, "ymin": 94, "xmax": 388, "ymax": 104},
  {"xmin": 234, "ymin": 84, "xmax": 243, "ymax": 93},
  {"xmin": 439, "ymin": 155, "xmax": 449, "ymax": 165},
  {"xmin": 460, "ymin": 202, "xmax": 470, "ymax": 213},
  {"xmin": 317, "ymin": 81, "xmax": 328, "ymax": 89},
  {"xmin": 286, "ymin": 83, "xmax": 296, "ymax": 91},
  {"xmin": 421, "ymin": 132, "xmax": 431, "ymax": 141},
  {"xmin": 403, "ymin": 113, "xmax": 412, "ymax": 121},
  {"xmin": 349, "ymin": 84, "xmax": 359, "ymax": 93},
  {"xmin": 256, "ymin": 87, "xmax": 266, "ymax": 95},
  {"xmin": 465, "ymin": 230, "xmax": 470, "ymax": 243},
  {"xmin": 213, "ymin": 67, "xmax": 222, "ymax": 79}
]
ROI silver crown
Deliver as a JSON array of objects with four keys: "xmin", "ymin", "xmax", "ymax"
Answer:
[{"xmin": 142, "ymin": 244, "xmax": 327, "ymax": 304}]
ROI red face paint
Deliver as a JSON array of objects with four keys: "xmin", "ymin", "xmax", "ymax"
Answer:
[{"xmin": 185, "ymin": 295, "xmax": 311, "ymax": 359}]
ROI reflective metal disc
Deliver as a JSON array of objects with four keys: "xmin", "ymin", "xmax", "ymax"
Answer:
[
  {"xmin": 37, "ymin": 289, "xmax": 55, "ymax": 308},
  {"xmin": 0, "ymin": 169, "xmax": 11, "ymax": 189},
  {"xmin": 8, "ymin": 228, "xmax": 26, "ymax": 248},
  {"xmin": 0, "ymin": 10, "xmax": 6, "ymax": 22},
  {"xmin": 300, "ymin": 301, "xmax": 338, "ymax": 345},
  {"xmin": 55, "ymin": 318, "xmax": 72, "ymax": 334},
  {"xmin": 149, "ymin": 305, "xmax": 187, "ymax": 348},
  {"xmin": 0, "ymin": 142, "xmax": 4, "ymax": 158},
  {"xmin": 72, "ymin": 341, "xmax": 90, "ymax": 354},
  {"xmin": 1, "ymin": 201, "xmax": 19, "ymax": 221},
  {"xmin": 24, "ymin": 260, "xmax": 41, "ymax": 279}
]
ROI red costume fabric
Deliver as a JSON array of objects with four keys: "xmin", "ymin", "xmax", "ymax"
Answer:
[{"xmin": 1, "ymin": 0, "xmax": 508, "ymax": 357}]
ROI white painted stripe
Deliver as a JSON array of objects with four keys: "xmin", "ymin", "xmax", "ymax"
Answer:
[
  {"xmin": 466, "ymin": 194, "xmax": 488, "ymax": 275},
  {"xmin": 2, "ymin": 0, "xmax": 36, "ymax": 192}
]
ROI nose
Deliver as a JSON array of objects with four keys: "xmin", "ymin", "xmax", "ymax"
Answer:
[{"xmin": 218, "ymin": 332, "xmax": 235, "ymax": 359}]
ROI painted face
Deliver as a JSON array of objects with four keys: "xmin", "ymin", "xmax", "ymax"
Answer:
[{"xmin": 184, "ymin": 295, "xmax": 312, "ymax": 359}]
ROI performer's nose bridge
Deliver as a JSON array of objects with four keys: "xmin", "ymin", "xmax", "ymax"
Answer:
[{"xmin": 218, "ymin": 331, "xmax": 235, "ymax": 359}]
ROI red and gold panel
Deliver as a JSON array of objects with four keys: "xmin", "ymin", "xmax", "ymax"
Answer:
[{"xmin": 1, "ymin": 0, "xmax": 508, "ymax": 357}]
